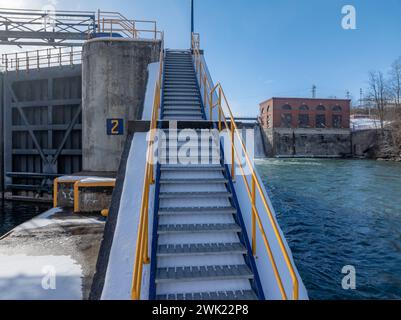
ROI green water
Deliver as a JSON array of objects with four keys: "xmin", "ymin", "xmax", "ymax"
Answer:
[{"xmin": 256, "ymin": 159, "xmax": 401, "ymax": 300}]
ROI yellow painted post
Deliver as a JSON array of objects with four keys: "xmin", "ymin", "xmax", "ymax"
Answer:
[
  {"xmin": 73, "ymin": 182, "xmax": 80, "ymax": 213},
  {"xmin": 209, "ymin": 91, "xmax": 213, "ymax": 121},
  {"xmin": 251, "ymin": 180, "xmax": 256, "ymax": 244},
  {"xmin": 203, "ymin": 75, "xmax": 207, "ymax": 110},
  {"xmin": 143, "ymin": 179, "xmax": 150, "ymax": 264},
  {"xmin": 53, "ymin": 178, "xmax": 58, "ymax": 208},
  {"xmin": 218, "ymin": 88, "xmax": 222, "ymax": 132},
  {"xmin": 252, "ymin": 177, "xmax": 256, "ymax": 256},
  {"xmin": 199, "ymin": 64, "xmax": 203, "ymax": 88},
  {"xmin": 231, "ymin": 121, "xmax": 235, "ymax": 181}
]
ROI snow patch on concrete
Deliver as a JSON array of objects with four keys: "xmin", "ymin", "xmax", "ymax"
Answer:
[
  {"xmin": 12, "ymin": 208, "xmax": 103, "ymax": 232},
  {"xmin": 0, "ymin": 254, "xmax": 83, "ymax": 300}
]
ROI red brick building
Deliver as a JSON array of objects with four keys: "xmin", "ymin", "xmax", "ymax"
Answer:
[{"xmin": 259, "ymin": 97, "xmax": 351, "ymax": 130}]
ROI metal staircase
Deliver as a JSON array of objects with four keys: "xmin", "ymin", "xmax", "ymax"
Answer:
[
  {"xmin": 149, "ymin": 50, "xmax": 262, "ymax": 300},
  {"xmin": 162, "ymin": 50, "xmax": 205, "ymax": 120}
]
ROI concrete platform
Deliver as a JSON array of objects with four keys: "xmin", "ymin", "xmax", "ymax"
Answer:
[{"xmin": 0, "ymin": 208, "xmax": 105, "ymax": 300}]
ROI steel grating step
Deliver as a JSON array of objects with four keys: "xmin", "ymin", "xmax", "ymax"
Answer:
[
  {"xmin": 157, "ymin": 223, "xmax": 241, "ymax": 234},
  {"xmin": 157, "ymin": 242, "xmax": 246, "ymax": 257},
  {"xmin": 160, "ymin": 165, "xmax": 224, "ymax": 171},
  {"xmin": 163, "ymin": 112, "xmax": 203, "ymax": 117},
  {"xmin": 164, "ymin": 96, "xmax": 200, "ymax": 101},
  {"xmin": 159, "ymin": 191, "xmax": 232, "ymax": 199},
  {"xmin": 158, "ymin": 206, "xmax": 237, "ymax": 216},
  {"xmin": 157, "ymin": 290, "xmax": 258, "ymax": 301},
  {"xmin": 164, "ymin": 101, "xmax": 201, "ymax": 106},
  {"xmin": 155, "ymin": 264, "xmax": 254, "ymax": 283},
  {"xmin": 160, "ymin": 178, "xmax": 227, "ymax": 184},
  {"xmin": 162, "ymin": 107, "xmax": 202, "ymax": 112}
]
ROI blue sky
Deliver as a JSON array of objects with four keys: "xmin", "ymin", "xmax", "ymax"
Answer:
[{"xmin": 4, "ymin": 0, "xmax": 401, "ymax": 116}]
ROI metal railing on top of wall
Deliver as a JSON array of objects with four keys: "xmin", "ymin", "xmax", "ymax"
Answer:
[
  {"xmin": 97, "ymin": 10, "xmax": 162, "ymax": 40},
  {"xmin": 1, "ymin": 46, "xmax": 82, "ymax": 72},
  {"xmin": 191, "ymin": 32, "xmax": 299, "ymax": 300}
]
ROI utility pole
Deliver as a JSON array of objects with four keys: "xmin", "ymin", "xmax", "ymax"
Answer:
[
  {"xmin": 312, "ymin": 85, "xmax": 316, "ymax": 99},
  {"xmin": 359, "ymin": 88, "xmax": 363, "ymax": 107},
  {"xmin": 190, "ymin": 0, "xmax": 194, "ymax": 47}
]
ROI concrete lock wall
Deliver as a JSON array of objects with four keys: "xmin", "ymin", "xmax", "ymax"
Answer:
[{"xmin": 82, "ymin": 39, "xmax": 161, "ymax": 172}]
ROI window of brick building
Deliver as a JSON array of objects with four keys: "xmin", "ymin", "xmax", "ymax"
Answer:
[
  {"xmin": 316, "ymin": 114, "xmax": 326, "ymax": 128},
  {"xmin": 298, "ymin": 114, "xmax": 310, "ymax": 128},
  {"xmin": 281, "ymin": 114, "xmax": 292, "ymax": 127},
  {"xmin": 332, "ymin": 105, "xmax": 342, "ymax": 112},
  {"xmin": 299, "ymin": 104, "xmax": 309, "ymax": 111},
  {"xmin": 282, "ymin": 104, "xmax": 292, "ymax": 111},
  {"xmin": 316, "ymin": 104, "xmax": 326, "ymax": 112},
  {"xmin": 333, "ymin": 115, "xmax": 342, "ymax": 128}
]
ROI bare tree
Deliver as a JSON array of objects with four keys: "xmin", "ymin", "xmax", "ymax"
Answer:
[
  {"xmin": 367, "ymin": 71, "xmax": 389, "ymax": 132},
  {"xmin": 389, "ymin": 56, "xmax": 401, "ymax": 112}
]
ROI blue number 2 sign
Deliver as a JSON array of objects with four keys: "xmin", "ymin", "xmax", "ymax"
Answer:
[{"xmin": 107, "ymin": 119, "xmax": 124, "ymax": 136}]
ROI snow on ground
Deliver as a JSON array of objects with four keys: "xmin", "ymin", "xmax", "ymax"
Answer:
[
  {"xmin": 0, "ymin": 254, "xmax": 83, "ymax": 300},
  {"xmin": 12, "ymin": 208, "xmax": 104, "ymax": 233}
]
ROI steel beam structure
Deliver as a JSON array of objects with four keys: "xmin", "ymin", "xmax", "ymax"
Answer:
[{"xmin": 0, "ymin": 8, "xmax": 96, "ymax": 47}]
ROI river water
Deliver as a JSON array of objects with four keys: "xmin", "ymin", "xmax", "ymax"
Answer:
[
  {"xmin": 256, "ymin": 159, "xmax": 401, "ymax": 300},
  {"xmin": 0, "ymin": 201, "xmax": 51, "ymax": 237}
]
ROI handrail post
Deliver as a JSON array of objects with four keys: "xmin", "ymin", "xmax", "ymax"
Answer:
[
  {"xmin": 231, "ymin": 120, "xmax": 235, "ymax": 181},
  {"xmin": 218, "ymin": 87, "xmax": 222, "ymax": 132},
  {"xmin": 143, "ymin": 173, "xmax": 150, "ymax": 264},
  {"xmin": 199, "ymin": 62, "xmax": 203, "ymax": 86},
  {"xmin": 203, "ymin": 75, "xmax": 207, "ymax": 109},
  {"xmin": 53, "ymin": 178, "xmax": 58, "ymax": 208},
  {"xmin": 26, "ymin": 51, "xmax": 29, "ymax": 72},
  {"xmin": 252, "ymin": 176, "xmax": 256, "ymax": 256},
  {"xmin": 37, "ymin": 50, "xmax": 40, "ymax": 70},
  {"xmin": 209, "ymin": 91, "xmax": 213, "ymax": 121}
]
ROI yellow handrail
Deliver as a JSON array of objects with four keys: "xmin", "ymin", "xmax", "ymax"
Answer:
[
  {"xmin": 97, "ymin": 11, "xmax": 160, "ymax": 40},
  {"xmin": 131, "ymin": 39, "xmax": 164, "ymax": 300},
  {"xmin": 192, "ymin": 33, "xmax": 299, "ymax": 300}
]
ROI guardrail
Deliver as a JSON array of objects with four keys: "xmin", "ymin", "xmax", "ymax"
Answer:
[
  {"xmin": 1, "ymin": 46, "xmax": 82, "ymax": 72},
  {"xmin": 131, "ymin": 42, "xmax": 164, "ymax": 300},
  {"xmin": 97, "ymin": 10, "xmax": 162, "ymax": 40},
  {"xmin": 192, "ymin": 32, "xmax": 299, "ymax": 300}
]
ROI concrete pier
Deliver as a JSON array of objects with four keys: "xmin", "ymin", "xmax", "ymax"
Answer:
[{"xmin": 82, "ymin": 38, "xmax": 162, "ymax": 172}]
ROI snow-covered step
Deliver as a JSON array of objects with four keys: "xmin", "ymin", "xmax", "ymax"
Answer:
[
  {"xmin": 157, "ymin": 243, "xmax": 246, "ymax": 257},
  {"xmin": 163, "ymin": 111, "xmax": 203, "ymax": 117},
  {"xmin": 155, "ymin": 265, "xmax": 254, "ymax": 283},
  {"xmin": 160, "ymin": 165, "xmax": 224, "ymax": 171},
  {"xmin": 157, "ymin": 223, "xmax": 241, "ymax": 235},
  {"xmin": 157, "ymin": 290, "xmax": 258, "ymax": 301},
  {"xmin": 159, "ymin": 191, "xmax": 231, "ymax": 199},
  {"xmin": 160, "ymin": 178, "xmax": 228, "ymax": 184},
  {"xmin": 158, "ymin": 207, "xmax": 236, "ymax": 216}
]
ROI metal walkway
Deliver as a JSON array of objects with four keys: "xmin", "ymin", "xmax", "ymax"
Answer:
[{"xmin": 149, "ymin": 50, "xmax": 261, "ymax": 300}]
